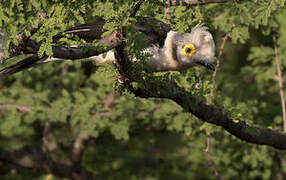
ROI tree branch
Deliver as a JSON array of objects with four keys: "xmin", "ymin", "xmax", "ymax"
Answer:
[
  {"xmin": 205, "ymin": 33, "xmax": 230, "ymax": 180},
  {"xmin": 210, "ymin": 33, "xmax": 230, "ymax": 104},
  {"xmin": 273, "ymin": 34, "xmax": 286, "ymax": 132},
  {"xmin": 0, "ymin": 104, "xmax": 31, "ymax": 113},
  {"xmin": 0, "ymin": 27, "xmax": 5, "ymax": 63},
  {"xmin": 72, "ymin": 135, "xmax": 90, "ymax": 164},
  {"xmin": 0, "ymin": 30, "xmax": 122, "ymax": 78},
  {"xmin": 1, "ymin": 17, "xmax": 170, "ymax": 78},
  {"xmin": 206, "ymin": 32, "xmax": 230, "ymax": 153},
  {"xmin": 127, "ymin": 80, "xmax": 286, "ymax": 150},
  {"xmin": 164, "ymin": 0, "xmax": 171, "ymax": 24},
  {"xmin": 110, "ymin": 21, "xmax": 286, "ymax": 150},
  {"xmin": 109, "ymin": 16, "xmax": 286, "ymax": 150},
  {"xmin": 167, "ymin": 0, "xmax": 230, "ymax": 6},
  {"xmin": 3, "ymin": 14, "xmax": 285, "ymax": 150}
]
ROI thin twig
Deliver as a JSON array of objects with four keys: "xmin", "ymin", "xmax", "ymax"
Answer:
[
  {"xmin": 0, "ymin": 27, "xmax": 5, "ymax": 64},
  {"xmin": 205, "ymin": 135, "xmax": 211, "ymax": 152},
  {"xmin": 0, "ymin": 104, "xmax": 31, "ymax": 113},
  {"xmin": 42, "ymin": 121, "xmax": 57, "ymax": 152},
  {"xmin": 273, "ymin": 34, "xmax": 286, "ymax": 132},
  {"xmin": 168, "ymin": 0, "xmax": 229, "ymax": 6},
  {"xmin": 205, "ymin": 149, "xmax": 224, "ymax": 180},
  {"xmin": 164, "ymin": 0, "xmax": 171, "ymax": 24},
  {"xmin": 42, "ymin": 121, "xmax": 73, "ymax": 166},
  {"xmin": 204, "ymin": 33, "xmax": 230, "ymax": 180},
  {"xmin": 210, "ymin": 33, "xmax": 230, "ymax": 104},
  {"xmin": 207, "ymin": 33, "xmax": 230, "ymax": 151},
  {"xmin": 72, "ymin": 135, "xmax": 90, "ymax": 163}
]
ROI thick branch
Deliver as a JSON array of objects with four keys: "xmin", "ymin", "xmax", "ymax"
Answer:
[
  {"xmin": 111, "ymin": 23, "xmax": 286, "ymax": 150},
  {"xmin": 128, "ymin": 81, "xmax": 286, "ymax": 150}
]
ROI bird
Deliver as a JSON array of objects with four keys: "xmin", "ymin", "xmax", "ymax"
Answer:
[
  {"xmin": 93, "ymin": 23, "xmax": 215, "ymax": 72},
  {"xmin": 145, "ymin": 24, "xmax": 215, "ymax": 71},
  {"xmin": 0, "ymin": 22, "xmax": 215, "ymax": 78}
]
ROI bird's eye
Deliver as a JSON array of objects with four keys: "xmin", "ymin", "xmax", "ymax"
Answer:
[
  {"xmin": 185, "ymin": 48, "xmax": 191, "ymax": 53},
  {"xmin": 182, "ymin": 44, "xmax": 196, "ymax": 56}
]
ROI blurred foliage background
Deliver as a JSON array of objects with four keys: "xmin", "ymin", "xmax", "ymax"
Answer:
[{"xmin": 1, "ymin": 0, "xmax": 286, "ymax": 179}]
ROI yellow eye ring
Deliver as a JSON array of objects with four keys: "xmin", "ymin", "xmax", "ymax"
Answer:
[{"xmin": 182, "ymin": 44, "xmax": 196, "ymax": 56}]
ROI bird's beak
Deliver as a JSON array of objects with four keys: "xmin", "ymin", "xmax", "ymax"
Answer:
[{"xmin": 196, "ymin": 61, "xmax": 215, "ymax": 71}]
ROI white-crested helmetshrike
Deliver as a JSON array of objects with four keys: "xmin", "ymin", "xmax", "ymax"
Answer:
[{"xmin": 93, "ymin": 24, "xmax": 215, "ymax": 72}]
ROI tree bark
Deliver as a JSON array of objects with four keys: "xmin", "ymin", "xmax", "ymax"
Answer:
[
  {"xmin": 168, "ymin": 0, "xmax": 229, "ymax": 6},
  {"xmin": 0, "ymin": 27, "xmax": 5, "ymax": 63}
]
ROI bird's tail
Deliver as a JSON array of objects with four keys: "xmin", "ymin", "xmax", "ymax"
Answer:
[{"xmin": 0, "ymin": 55, "xmax": 42, "ymax": 79}]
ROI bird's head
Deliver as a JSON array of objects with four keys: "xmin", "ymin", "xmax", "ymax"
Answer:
[{"xmin": 175, "ymin": 24, "xmax": 215, "ymax": 71}]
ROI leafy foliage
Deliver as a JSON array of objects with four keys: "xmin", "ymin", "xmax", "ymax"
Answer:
[{"xmin": 0, "ymin": 0, "xmax": 286, "ymax": 179}]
